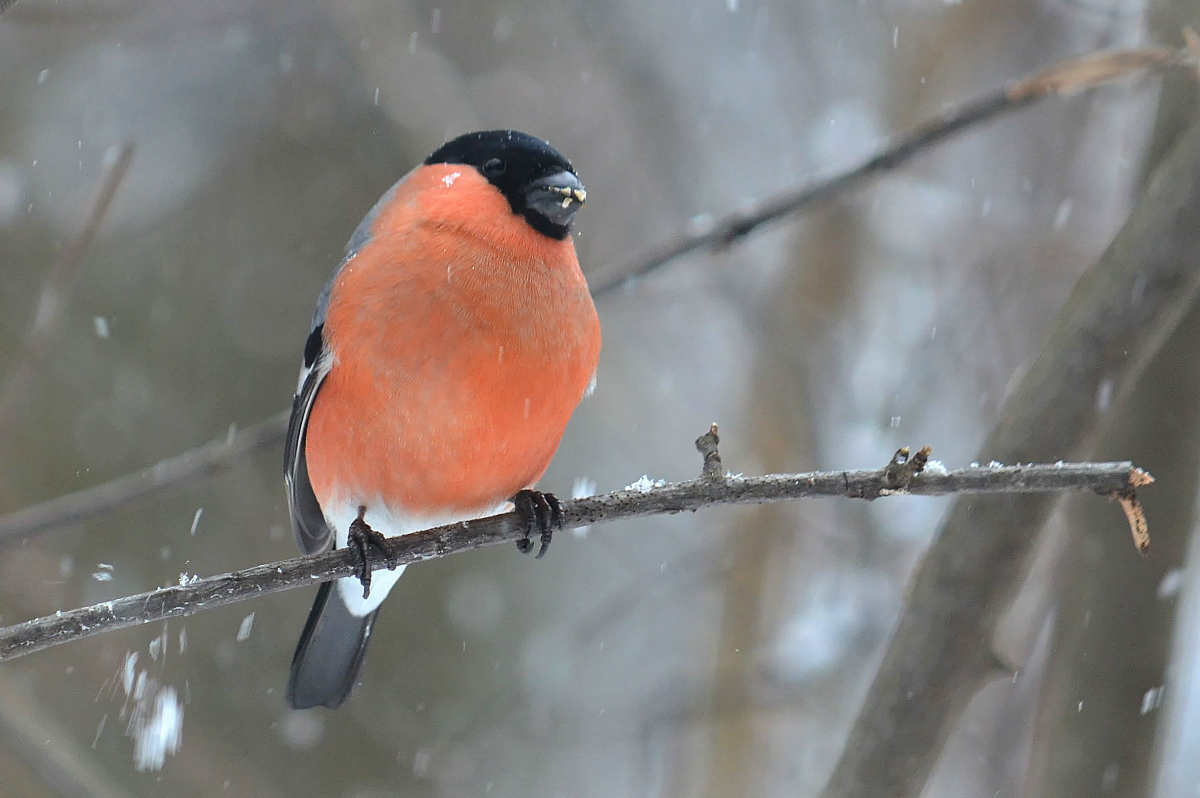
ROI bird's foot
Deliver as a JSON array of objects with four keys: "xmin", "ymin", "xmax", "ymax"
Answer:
[
  {"xmin": 347, "ymin": 506, "xmax": 396, "ymax": 599},
  {"xmin": 512, "ymin": 490, "xmax": 563, "ymax": 559}
]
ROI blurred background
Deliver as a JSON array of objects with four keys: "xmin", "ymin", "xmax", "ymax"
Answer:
[{"xmin": 0, "ymin": 0, "xmax": 1197, "ymax": 796}]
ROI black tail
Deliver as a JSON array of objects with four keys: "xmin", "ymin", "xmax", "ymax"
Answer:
[{"xmin": 286, "ymin": 581, "xmax": 379, "ymax": 709}]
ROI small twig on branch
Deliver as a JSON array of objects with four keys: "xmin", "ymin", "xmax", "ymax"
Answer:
[
  {"xmin": 0, "ymin": 142, "xmax": 134, "ymax": 424},
  {"xmin": 584, "ymin": 45, "xmax": 1191, "ymax": 295},
  {"xmin": 0, "ymin": 451, "xmax": 1151, "ymax": 664},
  {"xmin": 882, "ymin": 445, "xmax": 931, "ymax": 491},
  {"xmin": 1114, "ymin": 466, "xmax": 1155, "ymax": 554},
  {"xmin": 696, "ymin": 423, "xmax": 723, "ymax": 480},
  {"xmin": 0, "ymin": 45, "xmax": 1184, "ymax": 539},
  {"xmin": 0, "ymin": 411, "xmax": 288, "ymax": 541}
]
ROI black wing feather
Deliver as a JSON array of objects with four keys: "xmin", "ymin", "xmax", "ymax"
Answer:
[{"xmin": 285, "ymin": 353, "xmax": 332, "ymax": 555}]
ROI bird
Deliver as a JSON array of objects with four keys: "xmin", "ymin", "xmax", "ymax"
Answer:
[{"xmin": 283, "ymin": 130, "xmax": 601, "ymax": 710}]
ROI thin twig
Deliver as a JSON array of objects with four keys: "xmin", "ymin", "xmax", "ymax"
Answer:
[
  {"xmin": 0, "ymin": 457, "xmax": 1149, "ymax": 663},
  {"xmin": 696, "ymin": 423, "xmax": 723, "ymax": 480},
  {"xmin": 882, "ymin": 445, "xmax": 932, "ymax": 491},
  {"xmin": 0, "ymin": 411, "xmax": 288, "ymax": 541},
  {"xmin": 0, "ymin": 142, "xmax": 134, "ymax": 423},
  {"xmin": 584, "ymin": 46, "xmax": 1188, "ymax": 295}
]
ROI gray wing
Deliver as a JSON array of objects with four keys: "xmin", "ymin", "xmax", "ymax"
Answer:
[
  {"xmin": 310, "ymin": 175, "xmax": 406, "ymax": 334},
  {"xmin": 284, "ymin": 174, "xmax": 408, "ymax": 554}
]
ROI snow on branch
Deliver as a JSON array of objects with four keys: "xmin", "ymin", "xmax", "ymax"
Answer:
[{"xmin": 0, "ymin": 428, "xmax": 1152, "ymax": 664}]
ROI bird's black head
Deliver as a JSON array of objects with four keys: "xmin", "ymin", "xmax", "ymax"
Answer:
[{"xmin": 425, "ymin": 130, "xmax": 585, "ymax": 240}]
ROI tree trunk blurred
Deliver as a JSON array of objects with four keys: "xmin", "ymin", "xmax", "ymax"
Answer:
[
  {"xmin": 1024, "ymin": 300, "xmax": 1200, "ymax": 796},
  {"xmin": 1025, "ymin": 9, "xmax": 1200, "ymax": 795}
]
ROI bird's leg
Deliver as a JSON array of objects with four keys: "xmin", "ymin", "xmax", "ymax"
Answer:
[
  {"xmin": 346, "ymin": 505, "xmax": 396, "ymax": 599},
  {"xmin": 512, "ymin": 490, "xmax": 563, "ymax": 559}
]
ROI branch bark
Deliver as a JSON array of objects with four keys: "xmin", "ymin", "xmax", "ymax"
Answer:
[
  {"xmin": 0, "ymin": 458, "xmax": 1147, "ymax": 663},
  {"xmin": 820, "ymin": 109, "xmax": 1200, "ymax": 798},
  {"xmin": 0, "ymin": 45, "xmax": 1188, "ymax": 540}
]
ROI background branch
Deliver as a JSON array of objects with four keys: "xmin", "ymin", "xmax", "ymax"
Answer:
[
  {"xmin": 0, "ymin": 458, "xmax": 1148, "ymax": 664},
  {"xmin": 820, "ymin": 96, "xmax": 1200, "ymax": 798},
  {"xmin": 0, "ymin": 45, "xmax": 1185, "ymax": 541},
  {"xmin": 0, "ymin": 142, "xmax": 134, "ymax": 425},
  {"xmin": 0, "ymin": 672, "xmax": 134, "ymax": 798},
  {"xmin": 583, "ymin": 46, "xmax": 1187, "ymax": 294},
  {"xmin": 0, "ymin": 411, "xmax": 288, "ymax": 541}
]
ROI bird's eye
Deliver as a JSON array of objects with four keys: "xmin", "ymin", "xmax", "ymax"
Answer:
[{"xmin": 482, "ymin": 157, "xmax": 506, "ymax": 177}]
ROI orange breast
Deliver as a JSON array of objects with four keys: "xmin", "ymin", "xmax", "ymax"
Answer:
[{"xmin": 304, "ymin": 164, "xmax": 601, "ymax": 515}]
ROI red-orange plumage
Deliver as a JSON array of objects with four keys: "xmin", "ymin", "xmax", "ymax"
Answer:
[{"xmin": 304, "ymin": 163, "xmax": 601, "ymax": 514}]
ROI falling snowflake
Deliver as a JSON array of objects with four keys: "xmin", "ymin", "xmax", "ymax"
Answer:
[
  {"xmin": 236, "ymin": 613, "xmax": 255, "ymax": 642},
  {"xmin": 112, "ymin": 649, "xmax": 184, "ymax": 771}
]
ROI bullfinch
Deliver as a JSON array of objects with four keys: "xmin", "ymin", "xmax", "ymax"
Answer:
[{"xmin": 283, "ymin": 130, "xmax": 601, "ymax": 710}]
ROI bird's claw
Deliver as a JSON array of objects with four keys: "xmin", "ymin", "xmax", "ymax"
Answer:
[
  {"xmin": 347, "ymin": 507, "xmax": 396, "ymax": 599},
  {"xmin": 512, "ymin": 490, "xmax": 563, "ymax": 559}
]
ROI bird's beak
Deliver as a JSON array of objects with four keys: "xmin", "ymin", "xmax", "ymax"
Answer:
[{"xmin": 524, "ymin": 170, "xmax": 586, "ymax": 227}]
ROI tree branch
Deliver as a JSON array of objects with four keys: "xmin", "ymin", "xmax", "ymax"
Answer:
[
  {"xmin": 0, "ymin": 455, "xmax": 1150, "ymax": 663},
  {"xmin": 0, "ymin": 45, "xmax": 1188, "ymax": 540},
  {"xmin": 583, "ymin": 45, "xmax": 1190, "ymax": 294}
]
